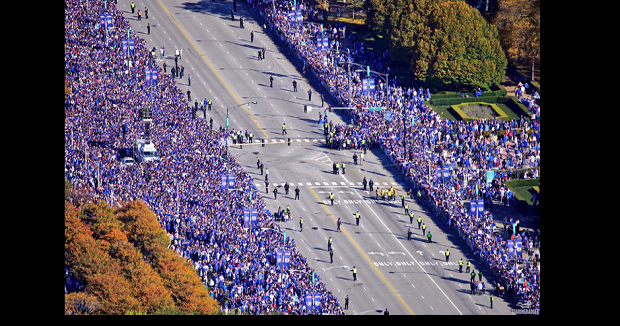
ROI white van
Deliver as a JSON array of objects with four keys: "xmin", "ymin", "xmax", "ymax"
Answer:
[{"xmin": 134, "ymin": 139, "xmax": 160, "ymax": 163}]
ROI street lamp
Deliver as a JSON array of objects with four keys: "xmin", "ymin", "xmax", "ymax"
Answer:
[{"xmin": 288, "ymin": 265, "xmax": 349, "ymax": 315}]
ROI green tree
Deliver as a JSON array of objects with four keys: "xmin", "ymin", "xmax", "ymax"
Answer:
[{"xmin": 413, "ymin": 1, "xmax": 507, "ymax": 90}]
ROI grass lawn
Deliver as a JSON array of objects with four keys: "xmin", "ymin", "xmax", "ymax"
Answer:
[{"xmin": 431, "ymin": 102, "xmax": 522, "ymax": 122}]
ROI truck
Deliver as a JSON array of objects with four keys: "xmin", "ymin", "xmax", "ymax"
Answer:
[{"xmin": 133, "ymin": 139, "xmax": 160, "ymax": 163}]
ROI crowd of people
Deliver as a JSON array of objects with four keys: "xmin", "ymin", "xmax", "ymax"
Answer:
[
  {"xmin": 64, "ymin": 0, "xmax": 540, "ymax": 314},
  {"xmin": 64, "ymin": 0, "xmax": 344, "ymax": 314},
  {"xmin": 258, "ymin": 0, "xmax": 540, "ymax": 311}
]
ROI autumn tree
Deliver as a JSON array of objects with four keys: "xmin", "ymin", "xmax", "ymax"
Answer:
[{"xmin": 492, "ymin": 0, "xmax": 540, "ymax": 81}]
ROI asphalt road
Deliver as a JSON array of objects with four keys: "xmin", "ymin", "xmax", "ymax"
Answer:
[{"xmin": 122, "ymin": 0, "xmax": 514, "ymax": 315}]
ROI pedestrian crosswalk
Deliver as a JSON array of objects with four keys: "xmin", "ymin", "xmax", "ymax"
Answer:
[
  {"xmin": 254, "ymin": 180, "xmax": 403, "ymax": 188},
  {"xmin": 237, "ymin": 138, "xmax": 326, "ymax": 146}
]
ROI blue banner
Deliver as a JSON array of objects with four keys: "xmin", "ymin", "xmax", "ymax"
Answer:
[
  {"xmin": 515, "ymin": 236, "xmax": 523, "ymax": 260},
  {"xmin": 145, "ymin": 68, "xmax": 151, "ymax": 84},
  {"xmin": 251, "ymin": 209, "xmax": 258, "ymax": 227},
  {"xmin": 362, "ymin": 78, "xmax": 368, "ymax": 95},
  {"xmin": 106, "ymin": 13, "xmax": 113, "ymax": 28},
  {"xmin": 243, "ymin": 210, "xmax": 250, "ymax": 228},
  {"xmin": 313, "ymin": 293, "xmax": 322, "ymax": 314},
  {"xmin": 122, "ymin": 39, "xmax": 128, "ymax": 55},
  {"xmin": 296, "ymin": 10, "xmax": 302, "ymax": 25},
  {"xmin": 100, "ymin": 14, "xmax": 106, "ymax": 28},
  {"xmin": 289, "ymin": 11, "xmax": 295, "ymax": 25},
  {"xmin": 369, "ymin": 78, "xmax": 375, "ymax": 95},
  {"xmin": 283, "ymin": 250, "xmax": 291, "ymax": 270},
  {"xmin": 316, "ymin": 36, "xmax": 322, "ymax": 51},
  {"xmin": 507, "ymin": 239, "xmax": 514, "ymax": 260},
  {"xmin": 152, "ymin": 70, "xmax": 158, "ymax": 84},
  {"xmin": 443, "ymin": 165, "xmax": 450, "ymax": 181},
  {"xmin": 129, "ymin": 39, "xmax": 135, "ymax": 56},
  {"xmin": 305, "ymin": 293, "xmax": 313, "ymax": 314},
  {"xmin": 322, "ymin": 35, "xmax": 328, "ymax": 49},
  {"xmin": 470, "ymin": 200, "xmax": 477, "ymax": 215},
  {"xmin": 228, "ymin": 174, "xmax": 235, "ymax": 188},
  {"xmin": 478, "ymin": 198, "xmax": 484, "ymax": 214},
  {"xmin": 276, "ymin": 249, "xmax": 283, "ymax": 268}
]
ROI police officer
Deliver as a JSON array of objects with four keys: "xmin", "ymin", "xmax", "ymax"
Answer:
[
  {"xmin": 360, "ymin": 152, "xmax": 364, "ymax": 165},
  {"xmin": 330, "ymin": 192, "xmax": 335, "ymax": 206},
  {"xmin": 422, "ymin": 222, "xmax": 426, "ymax": 235},
  {"xmin": 354, "ymin": 211, "xmax": 360, "ymax": 226},
  {"xmin": 282, "ymin": 123, "xmax": 287, "ymax": 135},
  {"xmin": 131, "ymin": 2, "xmax": 135, "ymax": 13},
  {"xmin": 294, "ymin": 186, "xmax": 300, "ymax": 200},
  {"xmin": 351, "ymin": 266, "xmax": 357, "ymax": 281},
  {"xmin": 427, "ymin": 231, "xmax": 432, "ymax": 243},
  {"xmin": 417, "ymin": 216, "xmax": 422, "ymax": 229},
  {"xmin": 327, "ymin": 237, "xmax": 332, "ymax": 251},
  {"xmin": 489, "ymin": 294, "xmax": 493, "ymax": 309},
  {"xmin": 362, "ymin": 177, "xmax": 367, "ymax": 190},
  {"xmin": 459, "ymin": 258, "xmax": 464, "ymax": 273},
  {"xmin": 445, "ymin": 249, "xmax": 450, "ymax": 262},
  {"xmin": 341, "ymin": 162, "xmax": 346, "ymax": 174},
  {"xmin": 207, "ymin": 98, "xmax": 212, "ymax": 111},
  {"xmin": 240, "ymin": 16, "xmax": 244, "ymax": 28},
  {"xmin": 417, "ymin": 189, "xmax": 422, "ymax": 204},
  {"xmin": 299, "ymin": 216, "xmax": 303, "ymax": 231},
  {"xmin": 401, "ymin": 194, "xmax": 406, "ymax": 207},
  {"xmin": 248, "ymin": 132, "xmax": 253, "ymax": 143},
  {"xmin": 409, "ymin": 211, "xmax": 414, "ymax": 224},
  {"xmin": 404, "ymin": 203, "xmax": 409, "ymax": 216},
  {"xmin": 466, "ymin": 260, "xmax": 471, "ymax": 273}
]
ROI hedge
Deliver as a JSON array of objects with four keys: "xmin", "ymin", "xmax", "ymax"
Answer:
[
  {"xmin": 450, "ymin": 102, "xmax": 509, "ymax": 122},
  {"xmin": 505, "ymin": 178, "xmax": 540, "ymax": 216}
]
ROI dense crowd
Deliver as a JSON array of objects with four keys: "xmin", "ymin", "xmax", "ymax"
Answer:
[
  {"xmin": 64, "ymin": 0, "xmax": 343, "ymax": 314},
  {"xmin": 258, "ymin": 0, "xmax": 540, "ymax": 311},
  {"xmin": 64, "ymin": 0, "xmax": 540, "ymax": 313}
]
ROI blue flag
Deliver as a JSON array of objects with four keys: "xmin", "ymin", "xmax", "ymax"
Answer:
[
  {"xmin": 220, "ymin": 175, "xmax": 227, "ymax": 191},
  {"xmin": 106, "ymin": 13, "xmax": 113, "ymax": 28},
  {"xmin": 443, "ymin": 165, "xmax": 450, "ymax": 181},
  {"xmin": 152, "ymin": 70, "xmax": 158, "ymax": 84},
  {"xmin": 362, "ymin": 78, "xmax": 368, "ymax": 95},
  {"xmin": 323, "ymin": 35, "xmax": 328, "ymax": 49},
  {"xmin": 251, "ymin": 209, "xmax": 258, "ymax": 227},
  {"xmin": 145, "ymin": 68, "xmax": 151, "ymax": 84},
  {"xmin": 129, "ymin": 39, "xmax": 135, "ymax": 56},
  {"xmin": 100, "ymin": 14, "xmax": 106, "ymax": 28},
  {"xmin": 435, "ymin": 166, "xmax": 442, "ymax": 182},
  {"xmin": 478, "ymin": 198, "xmax": 484, "ymax": 214},
  {"xmin": 243, "ymin": 210, "xmax": 250, "ymax": 228},
  {"xmin": 296, "ymin": 10, "xmax": 302, "ymax": 25},
  {"xmin": 369, "ymin": 78, "xmax": 375, "ymax": 95}
]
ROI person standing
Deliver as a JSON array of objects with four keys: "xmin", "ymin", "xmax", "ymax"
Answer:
[
  {"xmin": 258, "ymin": 50, "xmax": 262, "ymax": 60},
  {"xmin": 417, "ymin": 216, "xmax": 422, "ymax": 229},
  {"xmin": 145, "ymin": 6, "xmax": 149, "ymax": 19},
  {"xmin": 282, "ymin": 123, "xmax": 287, "ymax": 135},
  {"xmin": 478, "ymin": 270, "xmax": 483, "ymax": 282},
  {"xmin": 308, "ymin": 89, "xmax": 312, "ymax": 101},
  {"xmin": 445, "ymin": 249, "xmax": 450, "ymax": 262},
  {"xmin": 466, "ymin": 260, "xmax": 471, "ymax": 273},
  {"xmin": 147, "ymin": 23, "xmax": 150, "ymax": 35},
  {"xmin": 458, "ymin": 258, "xmax": 464, "ymax": 273},
  {"xmin": 407, "ymin": 228, "xmax": 412, "ymax": 241},
  {"xmin": 273, "ymin": 187, "xmax": 278, "ymax": 200},
  {"xmin": 294, "ymin": 186, "xmax": 300, "ymax": 200},
  {"xmin": 344, "ymin": 295, "xmax": 349, "ymax": 310},
  {"xmin": 329, "ymin": 248, "xmax": 334, "ymax": 263},
  {"xmin": 163, "ymin": 61, "xmax": 167, "ymax": 73},
  {"xmin": 362, "ymin": 177, "xmax": 367, "ymax": 190},
  {"xmin": 160, "ymin": 45, "xmax": 165, "ymax": 58},
  {"xmin": 341, "ymin": 162, "xmax": 346, "ymax": 174},
  {"xmin": 284, "ymin": 182, "xmax": 290, "ymax": 196},
  {"xmin": 336, "ymin": 218, "xmax": 342, "ymax": 232},
  {"xmin": 408, "ymin": 211, "xmax": 414, "ymax": 224},
  {"xmin": 270, "ymin": 75, "xmax": 274, "ymax": 87},
  {"xmin": 383, "ymin": 308, "xmax": 389, "ymax": 315},
  {"xmin": 351, "ymin": 266, "xmax": 357, "ymax": 281},
  {"xmin": 470, "ymin": 270, "xmax": 476, "ymax": 283},
  {"xmin": 131, "ymin": 2, "xmax": 135, "ymax": 13},
  {"xmin": 188, "ymin": 74, "xmax": 191, "ymax": 86},
  {"xmin": 330, "ymin": 192, "xmax": 334, "ymax": 206},
  {"xmin": 427, "ymin": 231, "xmax": 432, "ymax": 243},
  {"xmin": 292, "ymin": 80, "xmax": 297, "ymax": 92},
  {"xmin": 250, "ymin": 30, "xmax": 254, "ymax": 42},
  {"xmin": 321, "ymin": 93, "xmax": 324, "ymax": 107},
  {"xmin": 299, "ymin": 216, "xmax": 303, "ymax": 231},
  {"xmin": 422, "ymin": 223, "xmax": 426, "ymax": 236},
  {"xmin": 489, "ymin": 294, "xmax": 493, "ymax": 309},
  {"xmin": 368, "ymin": 178, "xmax": 373, "ymax": 191},
  {"xmin": 327, "ymin": 237, "xmax": 332, "ymax": 251},
  {"xmin": 354, "ymin": 211, "xmax": 360, "ymax": 226}
]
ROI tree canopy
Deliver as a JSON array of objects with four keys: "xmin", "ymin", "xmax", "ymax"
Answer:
[{"xmin": 65, "ymin": 181, "xmax": 220, "ymax": 315}]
